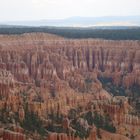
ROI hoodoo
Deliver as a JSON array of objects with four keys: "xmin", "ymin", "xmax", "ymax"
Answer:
[{"xmin": 0, "ymin": 33, "xmax": 139, "ymax": 140}]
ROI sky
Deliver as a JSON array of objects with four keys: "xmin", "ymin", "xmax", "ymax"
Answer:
[{"xmin": 0, "ymin": 0, "xmax": 140, "ymax": 21}]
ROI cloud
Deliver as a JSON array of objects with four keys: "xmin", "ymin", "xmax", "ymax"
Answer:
[
  {"xmin": 0, "ymin": 0, "xmax": 140, "ymax": 21},
  {"xmin": 32, "ymin": 0, "xmax": 96, "ymax": 8}
]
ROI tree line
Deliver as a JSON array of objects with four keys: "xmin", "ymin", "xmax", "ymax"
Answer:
[{"xmin": 0, "ymin": 26, "xmax": 140, "ymax": 40}]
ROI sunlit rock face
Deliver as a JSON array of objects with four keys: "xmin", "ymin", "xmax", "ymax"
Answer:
[
  {"xmin": 0, "ymin": 33, "xmax": 139, "ymax": 140},
  {"xmin": 0, "ymin": 33, "xmax": 140, "ymax": 89},
  {"xmin": 0, "ymin": 128, "xmax": 26, "ymax": 140}
]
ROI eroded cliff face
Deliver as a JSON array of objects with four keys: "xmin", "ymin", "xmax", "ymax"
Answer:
[{"xmin": 0, "ymin": 33, "xmax": 139, "ymax": 140}]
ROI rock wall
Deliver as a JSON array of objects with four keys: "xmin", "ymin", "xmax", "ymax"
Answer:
[{"xmin": 0, "ymin": 129, "xmax": 26, "ymax": 140}]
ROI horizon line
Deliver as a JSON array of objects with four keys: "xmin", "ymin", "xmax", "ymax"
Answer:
[{"xmin": 1, "ymin": 15, "xmax": 140, "ymax": 23}]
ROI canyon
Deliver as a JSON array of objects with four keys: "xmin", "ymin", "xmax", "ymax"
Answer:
[{"xmin": 0, "ymin": 33, "xmax": 139, "ymax": 140}]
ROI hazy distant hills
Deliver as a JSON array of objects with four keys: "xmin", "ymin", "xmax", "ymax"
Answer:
[
  {"xmin": 0, "ymin": 16, "xmax": 140, "ymax": 40},
  {"xmin": 1, "ymin": 16, "xmax": 140, "ymax": 27}
]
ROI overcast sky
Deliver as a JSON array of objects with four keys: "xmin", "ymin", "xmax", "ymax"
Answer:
[{"xmin": 0, "ymin": 0, "xmax": 140, "ymax": 21}]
